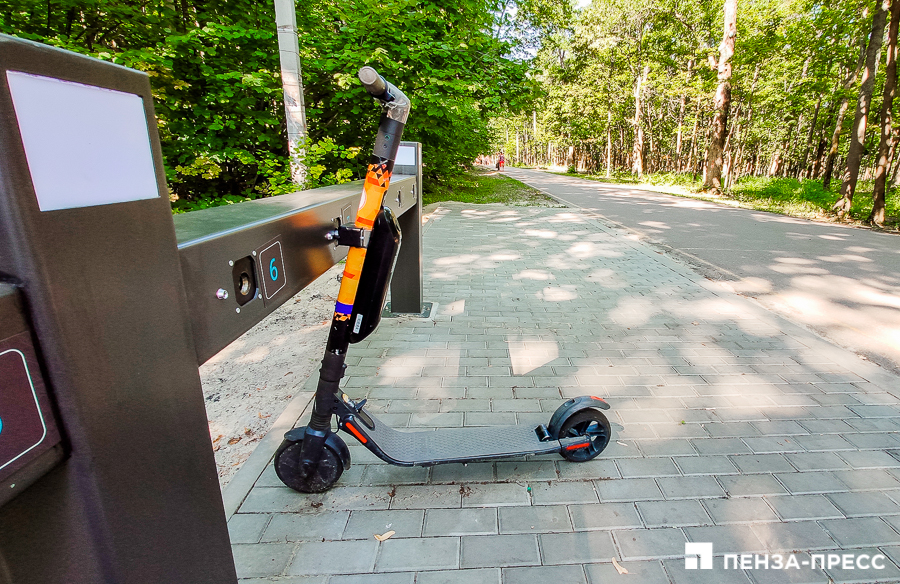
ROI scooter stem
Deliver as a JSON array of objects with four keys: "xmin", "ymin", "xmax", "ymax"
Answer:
[{"xmin": 299, "ymin": 68, "xmax": 410, "ymax": 478}]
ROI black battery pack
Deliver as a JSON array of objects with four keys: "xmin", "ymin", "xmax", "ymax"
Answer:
[{"xmin": 349, "ymin": 207, "xmax": 401, "ymax": 343}]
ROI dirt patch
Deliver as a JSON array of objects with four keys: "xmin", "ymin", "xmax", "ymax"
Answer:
[{"xmin": 201, "ymin": 263, "xmax": 343, "ymax": 489}]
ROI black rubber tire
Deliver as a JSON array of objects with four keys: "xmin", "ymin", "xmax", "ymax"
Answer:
[
  {"xmin": 558, "ymin": 409, "xmax": 612, "ymax": 462},
  {"xmin": 274, "ymin": 439, "xmax": 344, "ymax": 493}
]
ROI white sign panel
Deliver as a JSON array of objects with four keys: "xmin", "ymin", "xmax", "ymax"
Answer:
[
  {"xmin": 6, "ymin": 71, "xmax": 160, "ymax": 211},
  {"xmin": 395, "ymin": 144, "xmax": 416, "ymax": 166}
]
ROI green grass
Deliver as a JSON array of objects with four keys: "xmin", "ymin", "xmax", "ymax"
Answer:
[
  {"xmin": 423, "ymin": 168, "xmax": 559, "ymax": 206},
  {"xmin": 555, "ymin": 169, "xmax": 900, "ymax": 230}
]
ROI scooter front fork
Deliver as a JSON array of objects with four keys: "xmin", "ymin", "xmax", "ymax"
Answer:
[{"xmin": 296, "ymin": 351, "xmax": 347, "ymax": 478}]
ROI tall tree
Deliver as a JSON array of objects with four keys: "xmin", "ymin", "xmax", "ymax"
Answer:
[
  {"xmin": 834, "ymin": 0, "xmax": 889, "ymax": 218},
  {"xmin": 633, "ymin": 64, "xmax": 650, "ymax": 177},
  {"xmin": 870, "ymin": 0, "xmax": 900, "ymax": 225},
  {"xmin": 822, "ymin": 42, "xmax": 867, "ymax": 189},
  {"xmin": 703, "ymin": 0, "xmax": 737, "ymax": 192}
]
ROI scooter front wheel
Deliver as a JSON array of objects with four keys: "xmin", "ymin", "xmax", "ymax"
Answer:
[
  {"xmin": 274, "ymin": 437, "xmax": 345, "ymax": 493},
  {"xmin": 558, "ymin": 409, "xmax": 611, "ymax": 462}
]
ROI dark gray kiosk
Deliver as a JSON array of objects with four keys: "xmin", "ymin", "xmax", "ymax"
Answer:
[{"xmin": 0, "ymin": 35, "xmax": 423, "ymax": 583}]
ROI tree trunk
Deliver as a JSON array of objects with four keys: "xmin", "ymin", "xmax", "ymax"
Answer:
[
  {"xmin": 870, "ymin": 0, "xmax": 900, "ymax": 225},
  {"xmin": 632, "ymin": 64, "xmax": 650, "ymax": 177},
  {"xmin": 801, "ymin": 96, "xmax": 822, "ymax": 177},
  {"xmin": 835, "ymin": 1, "xmax": 889, "ymax": 217},
  {"xmin": 703, "ymin": 0, "xmax": 737, "ymax": 192},
  {"xmin": 686, "ymin": 96, "xmax": 702, "ymax": 173},
  {"xmin": 823, "ymin": 42, "xmax": 869, "ymax": 188},
  {"xmin": 606, "ymin": 111, "xmax": 613, "ymax": 178}
]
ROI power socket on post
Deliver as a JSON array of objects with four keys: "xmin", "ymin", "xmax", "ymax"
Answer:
[{"xmin": 231, "ymin": 256, "xmax": 257, "ymax": 306}]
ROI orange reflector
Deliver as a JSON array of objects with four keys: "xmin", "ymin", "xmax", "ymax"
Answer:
[
  {"xmin": 590, "ymin": 396, "xmax": 607, "ymax": 403},
  {"xmin": 565, "ymin": 441, "xmax": 590, "ymax": 450},
  {"xmin": 345, "ymin": 422, "xmax": 368, "ymax": 444}
]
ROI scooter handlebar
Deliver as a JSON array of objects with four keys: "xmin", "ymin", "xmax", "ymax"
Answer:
[
  {"xmin": 358, "ymin": 66, "xmax": 388, "ymax": 98},
  {"xmin": 358, "ymin": 66, "xmax": 410, "ymax": 124}
]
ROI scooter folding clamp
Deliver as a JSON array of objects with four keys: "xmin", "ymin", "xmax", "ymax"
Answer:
[{"xmin": 326, "ymin": 225, "xmax": 370, "ymax": 248}]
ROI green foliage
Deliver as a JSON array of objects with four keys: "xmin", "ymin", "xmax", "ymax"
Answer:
[
  {"xmin": 1, "ymin": 0, "xmax": 533, "ymax": 210},
  {"xmin": 729, "ymin": 176, "xmax": 899, "ymax": 225},
  {"xmin": 423, "ymin": 169, "xmax": 558, "ymax": 206},
  {"xmin": 297, "ymin": 0, "xmax": 534, "ymax": 183}
]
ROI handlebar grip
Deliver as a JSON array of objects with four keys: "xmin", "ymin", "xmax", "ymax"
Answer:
[{"xmin": 358, "ymin": 66, "xmax": 388, "ymax": 97}]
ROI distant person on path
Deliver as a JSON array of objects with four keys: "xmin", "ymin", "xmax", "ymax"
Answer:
[{"xmin": 496, "ymin": 152, "xmax": 505, "ymax": 170}]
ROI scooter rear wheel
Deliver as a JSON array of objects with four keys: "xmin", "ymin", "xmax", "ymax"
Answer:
[
  {"xmin": 274, "ymin": 438, "xmax": 345, "ymax": 493},
  {"xmin": 558, "ymin": 409, "xmax": 611, "ymax": 462}
]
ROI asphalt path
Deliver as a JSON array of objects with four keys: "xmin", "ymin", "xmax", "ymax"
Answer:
[{"xmin": 504, "ymin": 167, "xmax": 900, "ymax": 375}]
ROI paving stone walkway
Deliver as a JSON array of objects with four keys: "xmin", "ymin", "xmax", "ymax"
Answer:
[{"xmin": 228, "ymin": 202, "xmax": 900, "ymax": 584}]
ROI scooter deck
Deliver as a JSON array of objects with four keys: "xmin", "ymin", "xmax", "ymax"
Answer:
[{"xmin": 345, "ymin": 409, "xmax": 565, "ymax": 466}]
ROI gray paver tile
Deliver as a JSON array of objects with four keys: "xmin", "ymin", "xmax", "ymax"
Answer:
[
  {"xmin": 461, "ymin": 483, "xmax": 529, "ymax": 507},
  {"xmin": 239, "ymin": 577, "xmax": 326, "ymax": 584},
  {"xmin": 784, "ymin": 452, "xmax": 850, "ymax": 472},
  {"xmin": 616, "ymin": 457, "xmax": 680, "ymax": 478},
  {"xmin": 719, "ymin": 474, "xmax": 788, "ymax": 497},
  {"xmin": 503, "ymin": 564, "xmax": 587, "ymax": 584},
  {"xmin": 424, "ymin": 508, "xmax": 497, "ymax": 536},
  {"xmin": 584, "ymin": 560, "xmax": 669, "ymax": 584},
  {"xmin": 261, "ymin": 512, "xmax": 349, "ymax": 542},
  {"xmin": 430, "ymin": 462, "xmax": 494, "ymax": 483},
  {"xmin": 839, "ymin": 450, "xmax": 900, "ymax": 469},
  {"xmin": 729, "ymin": 552, "xmax": 824, "ymax": 583},
  {"xmin": 832, "ymin": 469, "xmax": 900, "ymax": 490},
  {"xmin": 638, "ymin": 438, "xmax": 697, "ymax": 457},
  {"xmin": 657, "ymin": 476, "xmax": 726, "ymax": 499},
  {"xmin": 636, "ymin": 500, "xmax": 713, "ymax": 527},
  {"xmin": 594, "ymin": 478, "xmax": 663, "ymax": 502},
  {"xmin": 705, "ymin": 422, "xmax": 760, "ymax": 438},
  {"xmin": 460, "ymin": 534, "xmax": 539, "ymax": 568},
  {"xmin": 229, "ymin": 513, "xmax": 271, "ymax": 544},
  {"xmin": 614, "ymin": 527, "xmax": 687, "ymax": 560},
  {"xmin": 793, "ymin": 434, "xmax": 854, "ymax": 452},
  {"xmin": 776, "ymin": 471, "xmax": 847, "ymax": 495},
  {"xmin": 704, "ymin": 498, "xmax": 779, "ymax": 524},
  {"xmin": 232, "ymin": 543, "xmax": 295, "ymax": 579},
  {"xmin": 342, "ymin": 509, "xmax": 424, "ymax": 540},
  {"xmin": 674, "ymin": 455, "xmax": 739, "ymax": 475},
  {"xmin": 749, "ymin": 521, "xmax": 837, "ymax": 551},
  {"xmin": 495, "ymin": 461, "xmax": 557, "ymax": 481},
  {"xmin": 751, "ymin": 420, "xmax": 810, "ymax": 435},
  {"xmin": 540, "ymin": 531, "xmax": 617, "ymax": 564},
  {"xmin": 375, "ymin": 536, "xmax": 459, "ymax": 571},
  {"xmin": 330, "ymin": 573, "xmax": 414, "ymax": 584},
  {"xmin": 414, "ymin": 568, "xmax": 500, "ymax": 584},
  {"xmin": 662, "ymin": 559, "xmax": 753, "ymax": 583},
  {"xmin": 240, "ymin": 486, "xmax": 392, "ymax": 514},
  {"xmin": 530, "ymin": 481, "xmax": 598, "ymax": 505},
  {"xmin": 730, "ymin": 454, "xmax": 795, "ymax": 474},
  {"xmin": 766, "ymin": 494, "xmax": 844, "ymax": 521},
  {"xmin": 684, "ymin": 524, "xmax": 767, "ymax": 554},
  {"xmin": 556, "ymin": 458, "xmax": 619, "ymax": 480},
  {"xmin": 827, "ymin": 491, "xmax": 900, "ymax": 517},
  {"xmin": 692, "ymin": 438, "xmax": 753, "ymax": 455},
  {"xmin": 362, "ymin": 465, "xmax": 430, "ymax": 485},
  {"xmin": 287, "ymin": 540, "xmax": 378, "ymax": 575},
  {"xmin": 498, "ymin": 505, "xmax": 572, "ymax": 533},
  {"xmin": 390, "ymin": 485, "xmax": 461, "ymax": 509},
  {"xmin": 820, "ymin": 518, "xmax": 900, "ymax": 547},
  {"xmin": 569, "ymin": 502, "xmax": 643, "ymax": 531},
  {"xmin": 822, "ymin": 547, "xmax": 900, "ymax": 583}
]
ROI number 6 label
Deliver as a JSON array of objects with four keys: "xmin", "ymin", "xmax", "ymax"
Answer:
[{"xmin": 259, "ymin": 240, "xmax": 286, "ymax": 301}]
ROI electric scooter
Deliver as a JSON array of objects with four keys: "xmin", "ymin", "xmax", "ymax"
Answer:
[{"xmin": 274, "ymin": 67, "xmax": 613, "ymax": 493}]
